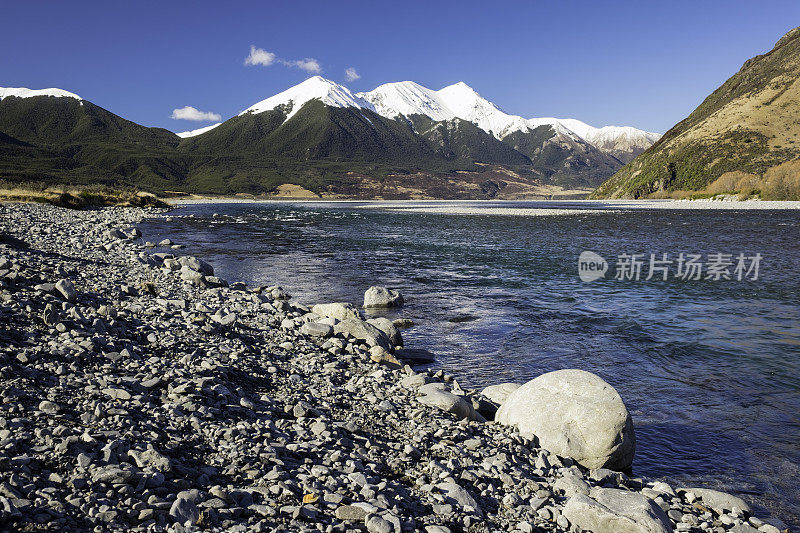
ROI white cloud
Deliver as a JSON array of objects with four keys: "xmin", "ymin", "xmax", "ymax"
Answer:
[
  {"xmin": 280, "ymin": 58, "xmax": 322, "ymax": 74},
  {"xmin": 244, "ymin": 46, "xmax": 277, "ymax": 67},
  {"xmin": 244, "ymin": 45, "xmax": 322, "ymax": 74},
  {"xmin": 170, "ymin": 106, "xmax": 222, "ymax": 122},
  {"xmin": 344, "ymin": 67, "xmax": 360, "ymax": 82}
]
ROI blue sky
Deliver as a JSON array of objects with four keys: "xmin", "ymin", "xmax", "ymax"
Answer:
[{"xmin": 2, "ymin": 1, "xmax": 798, "ymax": 133}]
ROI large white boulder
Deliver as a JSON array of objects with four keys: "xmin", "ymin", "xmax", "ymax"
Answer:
[
  {"xmin": 363, "ymin": 286, "xmax": 404, "ymax": 308},
  {"xmin": 496, "ymin": 369, "xmax": 635, "ymax": 470},
  {"xmin": 562, "ymin": 487, "xmax": 672, "ymax": 533}
]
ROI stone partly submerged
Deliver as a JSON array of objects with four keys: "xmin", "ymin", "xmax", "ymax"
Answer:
[
  {"xmin": 363, "ymin": 286, "xmax": 404, "ymax": 308},
  {"xmin": 393, "ymin": 348, "xmax": 435, "ymax": 365},
  {"xmin": 496, "ymin": 369, "xmax": 636, "ymax": 471},
  {"xmin": 366, "ymin": 317, "xmax": 403, "ymax": 347}
]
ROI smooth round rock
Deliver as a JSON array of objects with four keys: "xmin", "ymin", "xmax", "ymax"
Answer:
[{"xmin": 496, "ymin": 369, "xmax": 635, "ymax": 470}]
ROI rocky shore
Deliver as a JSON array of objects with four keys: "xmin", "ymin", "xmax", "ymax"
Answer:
[{"xmin": 0, "ymin": 203, "xmax": 789, "ymax": 532}]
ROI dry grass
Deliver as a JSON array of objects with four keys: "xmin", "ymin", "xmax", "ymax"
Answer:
[
  {"xmin": 762, "ymin": 160, "xmax": 800, "ymax": 199},
  {"xmin": 269, "ymin": 184, "xmax": 321, "ymax": 198},
  {"xmin": 0, "ymin": 182, "xmax": 167, "ymax": 209},
  {"xmin": 705, "ymin": 171, "xmax": 761, "ymax": 195},
  {"xmin": 646, "ymin": 160, "xmax": 800, "ymax": 200}
]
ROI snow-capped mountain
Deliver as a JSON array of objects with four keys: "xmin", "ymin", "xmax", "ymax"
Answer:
[
  {"xmin": 434, "ymin": 82, "xmax": 533, "ymax": 138},
  {"xmin": 358, "ymin": 81, "xmax": 530, "ymax": 139},
  {"xmin": 239, "ymin": 76, "xmax": 374, "ymax": 121},
  {"xmin": 0, "ymin": 85, "xmax": 183, "ymax": 187},
  {"xmin": 172, "ymin": 76, "xmax": 658, "ymax": 186},
  {"xmin": 527, "ymin": 118, "xmax": 660, "ymax": 163},
  {"xmin": 358, "ymin": 80, "xmax": 659, "ymax": 156},
  {"xmin": 0, "ymin": 87, "xmax": 82, "ymax": 101},
  {"xmin": 0, "ymin": 80, "xmax": 647, "ymax": 197},
  {"xmin": 580, "ymin": 125, "xmax": 661, "ymax": 162},
  {"xmin": 177, "ymin": 76, "xmax": 658, "ymax": 161}
]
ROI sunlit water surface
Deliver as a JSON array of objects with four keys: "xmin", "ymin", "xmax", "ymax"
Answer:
[{"xmin": 140, "ymin": 201, "xmax": 800, "ymax": 527}]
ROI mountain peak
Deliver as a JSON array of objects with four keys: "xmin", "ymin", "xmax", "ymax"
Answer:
[
  {"xmin": 189, "ymin": 76, "xmax": 658, "ymax": 164},
  {"xmin": 441, "ymin": 81, "xmax": 475, "ymax": 92},
  {"xmin": 0, "ymin": 87, "xmax": 82, "ymax": 101},
  {"xmin": 436, "ymin": 82, "xmax": 529, "ymax": 138},
  {"xmin": 298, "ymin": 75, "xmax": 338, "ymax": 87},
  {"xmin": 239, "ymin": 76, "xmax": 372, "ymax": 120}
]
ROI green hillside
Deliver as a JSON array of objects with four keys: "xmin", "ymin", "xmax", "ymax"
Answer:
[{"xmin": 0, "ymin": 95, "xmax": 186, "ymax": 187}]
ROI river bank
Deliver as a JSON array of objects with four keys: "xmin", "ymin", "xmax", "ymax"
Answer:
[
  {"xmin": 0, "ymin": 203, "xmax": 790, "ymax": 532},
  {"xmin": 167, "ymin": 197, "xmax": 800, "ymax": 212}
]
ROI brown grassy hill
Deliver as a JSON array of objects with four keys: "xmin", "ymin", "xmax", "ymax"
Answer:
[{"xmin": 593, "ymin": 27, "xmax": 800, "ymax": 199}]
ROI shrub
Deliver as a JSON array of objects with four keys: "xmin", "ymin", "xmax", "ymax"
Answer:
[
  {"xmin": 762, "ymin": 160, "xmax": 800, "ymax": 199},
  {"xmin": 706, "ymin": 171, "xmax": 760, "ymax": 194}
]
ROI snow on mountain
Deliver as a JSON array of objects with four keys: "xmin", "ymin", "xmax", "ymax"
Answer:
[
  {"xmin": 583, "ymin": 125, "xmax": 661, "ymax": 150},
  {"xmin": 525, "ymin": 117, "xmax": 587, "ymax": 142},
  {"xmin": 359, "ymin": 81, "xmax": 530, "ymax": 138},
  {"xmin": 239, "ymin": 76, "xmax": 373, "ymax": 121},
  {"xmin": 176, "ymin": 122, "xmax": 222, "ymax": 138},
  {"xmin": 436, "ymin": 82, "xmax": 531, "ymax": 138},
  {"xmin": 230, "ymin": 76, "xmax": 660, "ymax": 156},
  {"xmin": 529, "ymin": 119, "xmax": 659, "ymax": 151},
  {"xmin": 0, "ymin": 87, "xmax": 82, "ymax": 101},
  {"xmin": 357, "ymin": 81, "xmax": 452, "ymax": 122},
  {"xmin": 550, "ymin": 118, "xmax": 596, "ymax": 140},
  {"xmin": 0, "ymin": 79, "xmax": 659, "ymax": 158},
  {"xmin": 359, "ymin": 80, "xmax": 660, "ymax": 154}
]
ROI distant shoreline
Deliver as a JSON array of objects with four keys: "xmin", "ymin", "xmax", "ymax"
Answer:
[{"xmin": 169, "ymin": 197, "xmax": 800, "ymax": 211}]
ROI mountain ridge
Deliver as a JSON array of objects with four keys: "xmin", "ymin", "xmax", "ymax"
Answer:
[
  {"xmin": 178, "ymin": 76, "xmax": 660, "ymax": 163},
  {"xmin": 0, "ymin": 79, "xmax": 658, "ymax": 198},
  {"xmin": 593, "ymin": 26, "xmax": 800, "ymax": 199}
]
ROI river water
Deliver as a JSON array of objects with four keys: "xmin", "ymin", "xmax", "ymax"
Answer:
[{"xmin": 139, "ymin": 201, "xmax": 800, "ymax": 527}]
